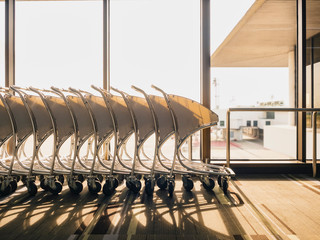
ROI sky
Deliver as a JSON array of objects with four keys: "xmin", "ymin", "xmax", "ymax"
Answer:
[{"xmin": 0, "ymin": 0, "xmax": 289, "ymax": 108}]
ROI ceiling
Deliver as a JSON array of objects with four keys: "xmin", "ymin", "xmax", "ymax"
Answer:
[{"xmin": 211, "ymin": 0, "xmax": 320, "ymax": 67}]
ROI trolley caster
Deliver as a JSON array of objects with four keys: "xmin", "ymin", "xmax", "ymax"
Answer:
[
  {"xmin": 145, "ymin": 178, "xmax": 155, "ymax": 196},
  {"xmin": 58, "ymin": 175, "xmax": 65, "ymax": 185},
  {"xmin": 222, "ymin": 178, "xmax": 229, "ymax": 194},
  {"xmin": 69, "ymin": 180, "xmax": 83, "ymax": 194},
  {"xmin": 49, "ymin": 181, "xmax": 63, "ymax": 195},
  {"xmin": 16, "ymin": 176, "xmax": 21, "ymax": 183},
  {"xmin": 0, "ymin": 182, "xmax": 11, "ymax": 196},
  {"xmin": 97, "ymin": 174, "xmax": 103, "ymax": 182},
  {"xmin": 182, "ymin": 176, "xmax": 194, "ymax": 192},
  {"xmin": 78, "ymin": 174, "xmax": 85, "ymax": 183},
  {"xmin": 10, "ymin": 180, "xmax": 18, "ymax": 193},
  {"xmin": 202, "ymin": 177, "xmax": 215, "ymax": 191},
  {"xmin": 156, "ymin": 176, "xmax": 168, "ymax": 190},
  {"xmin": 168, "ymin": 179, "xmax": 175, "ymax": 197},
  {"xmin": 88, "ymin": 180, "xmax": 102, "ymax": 194},
  {"xmin": 217, "ymin": 176, "xmax": 222, "ymax": 187},
  {"xmin": 27, "ymin": 181, "xmax": 37, "ymax": 196},
  {"xmin": 40, "ymin": 178, "xmax": 49, "ymax": 191},
  {"xmin": 126, "ymin": 180, "xmax": 141, "ymax": 194},
  {"xmin": 103, "ymin": 178, "xmax": 118, "ymax": 196}
]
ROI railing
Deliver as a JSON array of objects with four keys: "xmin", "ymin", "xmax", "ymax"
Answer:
[{"xmin": 226, "ymin": 108, "xmax": 320, "ymax": 177}]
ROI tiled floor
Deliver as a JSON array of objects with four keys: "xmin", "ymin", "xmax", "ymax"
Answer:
[{"xmin": 1, "ymin": 174, "xmax": 320, "ymax": 240}]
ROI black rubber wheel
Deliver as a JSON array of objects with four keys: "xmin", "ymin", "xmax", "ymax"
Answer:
[
  {"xmin": 217, "ymin": 176, "xmax": 222, "ymax": 187},
  {"xmin": 40, "ymin": 179, "xmax": 49, "ymax": 191},
  {"xmin": 97, "ymin": 174, "xmax": 103, "ymax": 182},
  {"xmin": 222, "ymin": 179, "xmax": 229, "ymax": 194},
  {"xmin": 117, "ymin": 174, "xmax": 124, "ymax": 184},
  {"xmin": 0, "ymin": 182, "xmax": 11, "ymax": 196},
  {"xmin": 145, "ymin": 179, "xmax": 154, "ymax": 196},
  {"xmin": 103, "ymin": 180, "xmax": 115, "ymax": 196},
  {"xmin": 182, "ymin": 177, "xmax": 194, "ymax": 192},
  {"xmin": 10, "ymin": 180, "xmax": 17, "ymax": 193},
  {"xmin": 16, "ymin": 176, "xmax": 21, "ymax": 182},
  {"xmin": 156, "ymin": 176, "xmax": 168, "ymax": 190},
  {"xmin": 168, "ymin": 180, "xmax": 175, "ymax": 197},
  {"xmin": 21, "ymin": 176, "xmax": 27, "ymax": 185},
  {"xmin": 113, "ymin": 178, "xmax": 119, "ymax": 189},
  {"xmin": 49, "ymin": 181, "xmax": 63, "ymax": 195},
  {"xmin": 88, "ymin": 181, "xmax": 101, "ymax": 194},
  {"xmin": 202, "ymin": 178, "xmax": 215, "ymax": 191},
  {"xmin": 78, "ymin": 174, "xmax": 85, "ymax": 183},
  {"xmin": 28, "ymin": 181, "xmax": 37, "ymax": 196},
  {"xmin": 126, "ymin": 179, "xmax": 131, "ymax": 189},
  {"xmin": 58, "ymin": 175, "xmax": 65, "ymax": 184},
  {"xmin": 131, "ymin": 180, "xmax": 141, "ymax": 194},
  {"xmin": 69, "ymin": 181, "xmax": 83, "ymax": 194}
]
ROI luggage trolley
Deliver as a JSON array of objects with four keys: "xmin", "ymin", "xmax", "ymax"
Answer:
[
  {"xmin": 121, "ymin": 86, "xmax": 170, "ymax": 195},
  {"xmin": 134, "ymin": 88, "xmax": 197, "ymax": 197},
  {"xmin": 108, "ymin": 87, "xmax": 152, "ymax": 193},
  {"xmin": 51, "ymin": 87, "xmax": 107, "ymax": 194},
  {"xmin": 151, "ymin": 85, "xmax": 235, "ymax": 195},
  {"xmin": 90, "ymin": 85, "xmax": 133, "ymax": 195},
  {"xmin": 29, "ymin": 86, "xmax": 85, "ymax": 195},
  {"xmin": 0, "ymin": 87, "xmax": 19, "ymax": 195},
  {"xmin": 10, "ymin": 86, "xmax": 73, "ymax": 195}
]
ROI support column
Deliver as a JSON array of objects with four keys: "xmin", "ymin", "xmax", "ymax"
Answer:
[
  {"xmin": 103, "ymin": 0, "xmax": 110, "ymax": 91},
  {"xmin": 296, "ymin": 0, "xmax": 306, "ymax": 162},
  {"xmin": 5, "ymin": 0, "xmax": 15, "ymax": 87},
  {"xmin": 200, "ymin": 0, "xmax": 211, "ymax": 162},
  {"xmin": 288, "ymin": 50, "xmax": 296, "ymax": 126}
]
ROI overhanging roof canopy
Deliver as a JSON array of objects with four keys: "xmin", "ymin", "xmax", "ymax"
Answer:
[{"xmin": 211, "ymin": 0, "xmax": 320, "ymax": 67}]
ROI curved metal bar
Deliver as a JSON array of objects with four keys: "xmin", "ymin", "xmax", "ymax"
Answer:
[{"xmin": 111, "ymin": 87, "xmax": 139, "ymax": 176}]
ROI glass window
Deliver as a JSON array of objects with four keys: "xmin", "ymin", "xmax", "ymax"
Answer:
[
  {"xmin": 220, "ymin": 120, "xmax": 224, "ymax": 127},
  {"xmin": 253, "ymin": 120, "xmax": 258, "ymax": 127},
  {"xmin": 246, "ymin": 120, "xmax": 251, "ymax": 127},
  {"xmin": 0, "ymin": 3, "xmax": 4, "ymax": 85},
  {"xmin": 15, "ymin": 1, "xmax": 103, "ymax": 90},
  {"xmin": 110, "ymin": 0, "xmax": 200, "ymax": 100}
]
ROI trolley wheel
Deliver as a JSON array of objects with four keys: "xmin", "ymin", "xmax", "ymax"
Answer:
[
  {"xmin": 182, "ymin": 176, "xmax": 194, "ymax": 192},
  {"xmin": 78, "ymin": 174, "xmax": 85, "ymax": 183},
  {"xmin": 69, "ymin": 181, "xmax": 83, "ymax": 194},
  {"xmin": 217, "ymin": 176, "xmax": 222, "ymax": 187},
  {"xmin": 10, "ymin": 180, "xmax": 18, "ymax": 193},
  {"xmin": 88, "ymin": 181, "xmax": 101, "ymax": 194},
  {"xmin": 131, "ymin": 180, "xmax": 141, "ymax": 194},
  {"xmin": 0, "ymin": 182, "xmax": 11, "ymax": 196},
  {"xmin": 40, "ymin": 179, "xmax": 49, "ymax": 191},
  {"xmin": 113, "ymin": 178, "xmax": 119, "ymax": 189},
  {"xmin": 145, "ymin": 179, "xmax": 155, "ymax": 196},
  {"xmin": 39, "ymin": 175, "xmax": 44, "ymax": 181},
  {"xmin": 202, "ymin": 178, "xmax": 215, "ymax": 191},
  {"xmin": 21, "ymin": 176, "xmax": 27, "ymax": 185},
  {"xmin": 58, "ymin": 175, "xmax": 65, "ymax": 185},
  {"xmin": 49, "ymin": 181, "xmax": 63, "ymax": 195},
  {"xmin": 97, "ymin": 174, "xmax": 103, "ymax": 182},
  {"xmin": 117, "ymin": 174, "xmax": 124, "ymax": 184},
  {"xmin": 168, "ymin": 180, "xmax": 175, "ymax": 197},
  {"xmin": 27, "ymin": 181, "xmax": 37, "ymax": 196},
  {"xmin": 222, "ymin": 178, "xmax": 229, "ymax": 194},
  {"xmin": 156, "ymin": 176, "xmax": 167, "ymax": 190},
  {"xmin": 103, "ymin": 179, "xmax": 116, "ymax": 196},
  {"xmin": 16, "ymin": 176, "xmax": 21, "ymax": 182}
]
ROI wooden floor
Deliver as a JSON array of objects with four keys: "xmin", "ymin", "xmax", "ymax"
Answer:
[{"xmin": 1, "ymin": 174, "xmax": 320, "ymax": 240}]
